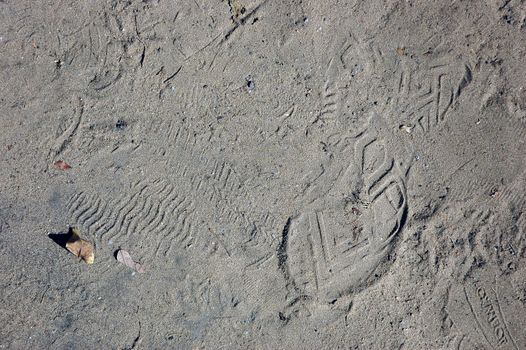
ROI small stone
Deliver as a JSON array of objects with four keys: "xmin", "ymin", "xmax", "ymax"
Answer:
[
  {"xmin": 116, "ymin": 119, "xmax": 127, "ymax": 130},
  {"xmin": 246, "ymin": 76, "xmax": 255, "ymax": 92}
]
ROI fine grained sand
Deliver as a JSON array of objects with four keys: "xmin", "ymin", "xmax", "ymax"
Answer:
[{"xmin": 1, "ymin": 0, "xmax": 525, "ymax": 348}]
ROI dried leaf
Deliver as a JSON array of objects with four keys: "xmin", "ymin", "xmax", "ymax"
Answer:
[
  {"xmin": 116, "ymin": 249, "xmax": 145, "ymax": 273},
  {"xmin": 396, "ymin": 47, "xmax": 406, "ymax": 56},
  {"xmin": 54, "ymin": 160, "xmax": 71, "ymax": 170},
  {"xmin": 65, "ymin": 227, "xmax": 94, "ymax": 264}
]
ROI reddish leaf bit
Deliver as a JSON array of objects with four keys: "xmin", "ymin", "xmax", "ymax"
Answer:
[
  {"xmin": 116, "ymin": 249, "xmax": 145, "ymax": 273},
  {"xmin": 54, "ymin": 160, "xmax": 71, "ymax": 170}
]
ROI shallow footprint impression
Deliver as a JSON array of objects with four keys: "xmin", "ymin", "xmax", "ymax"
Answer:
[{"xmin": 1, "ymin": 0, "xmax": 526, "ymax": 349}]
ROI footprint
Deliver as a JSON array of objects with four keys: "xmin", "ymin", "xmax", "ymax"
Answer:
[{"xmin": 281, "ymin": 113, "xmax": 410, "ymax": 303}]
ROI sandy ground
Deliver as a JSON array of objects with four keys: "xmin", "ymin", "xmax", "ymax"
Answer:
[{"xmin": 1, "ymin": 0, "xmax": 526, "ymax": 349}]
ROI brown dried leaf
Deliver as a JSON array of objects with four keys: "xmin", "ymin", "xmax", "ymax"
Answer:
[
  {"xmin": 54, "ymin": 160, "xmax": 71, "ymax": 170},
  {"xmin": 116, "ymin": 249, "xmax": 145, "ymax": 273},
  {"xmin": 396, "ymin": 47, "xmax": 406, "ymax": 56},
  {"xmin": 65, "ymin": 228, "xmax": 94, "ymax": 264}
]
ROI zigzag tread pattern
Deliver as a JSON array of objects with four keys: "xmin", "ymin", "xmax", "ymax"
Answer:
[
  {"xmin": 66, "ymin": 180, "xmax": 196, "ymax": 258},
  {"xmin": 67, "ymin": 123, "xmax": 280, "ymax": 258},
  {"xmin": 142, "ymin": 120, "xmax": 280, "ymax": 245}
]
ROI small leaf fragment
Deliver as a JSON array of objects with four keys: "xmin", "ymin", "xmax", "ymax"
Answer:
[
  {"xmin": 65, "ymin": 227, "xmax": 94, "ymax": 264},
  {"xmin": 54, "ymin": 160, "xmax": 71, "ymax": 170},
  {"xmin": 116, "ymin": 249, "xmax": 145, "ymax": 273},
  {"xmin": 400, "ymin": 125, "xmax": 413, "ymax": 133}
]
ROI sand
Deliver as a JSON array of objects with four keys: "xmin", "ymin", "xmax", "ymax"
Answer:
[{"xmin": 1, "ymin": 0, "xmax": 525, "ymax": 348}]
